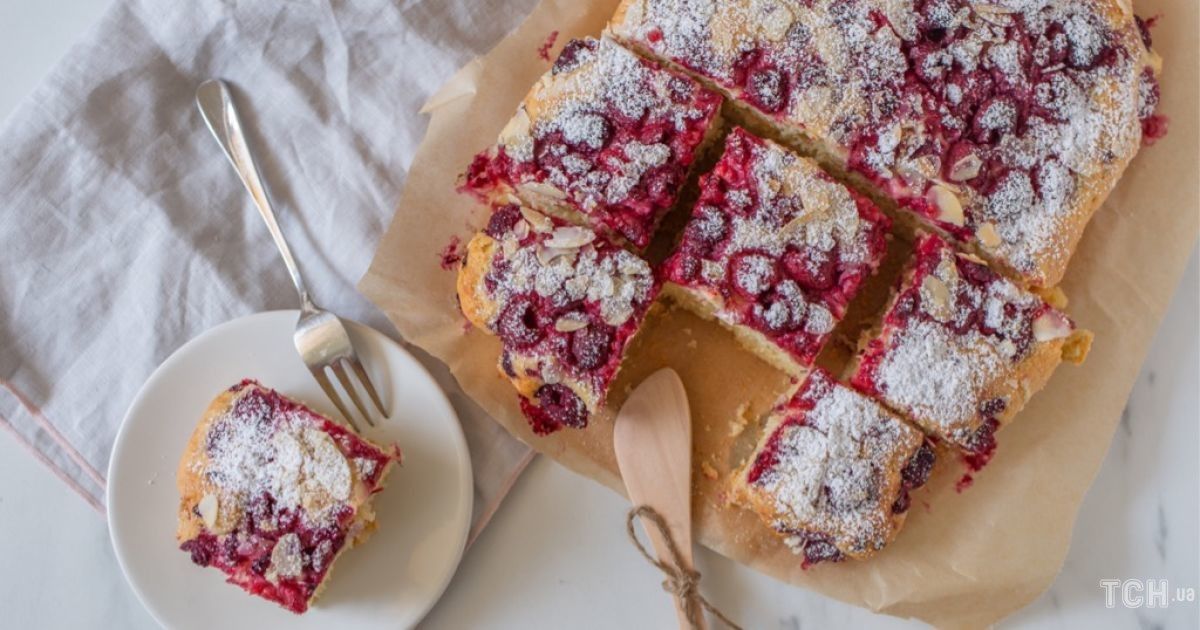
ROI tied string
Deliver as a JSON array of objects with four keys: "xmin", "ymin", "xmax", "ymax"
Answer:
[{"xmin": 625, "ymin": 506, "xmax": 742, "ymax": 630}]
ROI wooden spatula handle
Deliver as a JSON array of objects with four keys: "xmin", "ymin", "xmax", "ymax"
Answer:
[{"xmin": 637, "ymin": 512, "xmax": 706, "ymax": 629}]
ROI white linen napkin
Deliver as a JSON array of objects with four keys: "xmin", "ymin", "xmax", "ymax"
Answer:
[{"xmin": 0, "ymin": 0, "xmax": 537, "ymax": 540}]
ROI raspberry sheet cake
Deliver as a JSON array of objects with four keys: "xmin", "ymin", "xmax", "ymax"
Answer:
[
  {"xmin": 610, "ymin": 0, "xmax": 1163, "ymax": 286},
  {"xmin": 850, "ymin": 234, "xmax": 1091, "ymax": 471},
  {"xmin": 732, "ymin": 369, "xmax": 934, "ymax": 566},
  {"xmin": 464, "ymin": 36, "xmax": 723, "ymax": 249},
  {"xmin": 662, "ymin": 128, "xmax": 890, "ymax": 375},
  {"xmin": 176, "ymin": 380, "xmax": 400, "ymax": 614},
  {"xmin": 457, "ymin": 204, "xmax": 659, "ymax": 434}
]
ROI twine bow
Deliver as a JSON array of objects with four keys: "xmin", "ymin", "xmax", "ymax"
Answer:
[{"xmin": 626, "ymin": 505, "xmax": 743, "ymax": 630}]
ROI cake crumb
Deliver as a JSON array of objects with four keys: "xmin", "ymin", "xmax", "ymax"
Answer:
[
  {"xmin": 538, "ymin": 30, "xmax": 559, "ymax": 61},
  {"xmin": 956, "ymin": 473, "xmax": 975, "ymax": 492},
  {"xmin": 701, "ymin": 461, "xmax": 719, "ymax": 480},
  {"xmin": 728, "ymin": 402, "xmax": 751, "ymax": 437},
  {"xmin": 439, "ymin": 236, "xmax": 463, "ymax": 270}
]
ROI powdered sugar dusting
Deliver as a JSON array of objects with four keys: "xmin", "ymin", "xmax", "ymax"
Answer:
[
  {"xmin": 471, "ymin": 209, "xmax": 657, "ymax": 403},
  {"xmin": 875, "ymin": 319, "xmax": 1004, "ymax": 440},
  {"xmin": 864, "ymin": 237, "xmax": 1059, "ymax": 445},
  {"xmin": 485, "ymin": 218, "xmax": 654, "ymax": 331},
  {"xmin": 730, "ymin": 133, "xmax": 875, "ymax": 266},
  {"xmin": 202, "ymin": 389, "xmax": 354, "ymax": 527},
  {"xmin": 751, "ymin": 371, "xmax": 919, "ymax": 554},
  {"xmin": 664, "ymin": 129, "xmax": 887, "ymax": 366},
  {"xmin": 613, "ymin": 0, "xmax": 1160, "ymax": 284},
  {"xmin": 488, "ymin": 35, "xmax": 721, "ymax": 247}
]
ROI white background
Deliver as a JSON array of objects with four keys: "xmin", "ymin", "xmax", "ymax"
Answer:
[{"xmin": 0, "ymin": 1, "xmax": 1195, "ymax": 628}]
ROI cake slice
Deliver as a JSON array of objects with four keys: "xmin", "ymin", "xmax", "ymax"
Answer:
[
  {"xmin": 661, "ymin": 127, "xmax": 890, "ymax": 376},
  {"xmin": 850, "ymin": 233, "xmax": 1091, "ymax": 475},
  {"xmin": 463, "ymin": 35, "xmax": 723, "ymax": 249},
  {"xmin": 457, "ymin": 204, "xmax": 659, "ymax": 434},
  {"xmin": 732, "ymin": 368, "xmax": 934, "ymax": 566},
  {"xmin": 610, "ymin": 0, "xmax": 1164, "ymax": 287},
  {"xmin": 176, "ymin": 380, "xmax": 400, "ymax": 614}
]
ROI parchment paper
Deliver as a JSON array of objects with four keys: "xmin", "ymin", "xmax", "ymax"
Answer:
[{"xmin": 359, "ymin": 0, "xmax": 1199, "ymax": 626}]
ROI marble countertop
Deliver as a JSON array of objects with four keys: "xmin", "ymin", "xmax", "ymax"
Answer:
[{"xmin": 0, "ymin": 1, "xmax": 1195, "ymax": 628}]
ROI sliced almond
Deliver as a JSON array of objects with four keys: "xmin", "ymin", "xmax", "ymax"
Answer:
[
  {"xmin": 761, "ymin": 5, "xmax": 795, "ymax": 41},
  {"xmin": 603, "ymin": 304, "xmax": 634, "ymax": 326},
  {"xmin": 973, "ymin": 3, "xmax": 1017, "ymax": 14},
  {"xmin": 564, "ymin": 275, "xmax": 590, "ymax": 297},
  {"xmin": 976, "ymin": 221, "xmax": 1002, "ymax": 248},
  {"xmin": 920, "ymin": 276, "xmax": 954, "ymax": 322},
  {"xmin": 544, "ymin": 226, "xmax": 596, "ymax": 249},
  {"xmin": 780, "ymin": 211, "xmax": 817, "ymax": 237},
  {"xmin": 554, "ymin": 316, "xmax": 589, "ymax": 332},
  {"xmin": 268, "ymin": 533, "xmax": 303, "ymax": 581},
  {"xmin": 519, "ymin": 181, "xmax": 567, "ymax": 202},
  {"xmin": 520, "ymin": 206, "xmax": 554, "ymax": 232},
  {"xmin": 499, "ymin": 108, "xmax": 532, "ymax": 145},
  {"xmin": 501, "ymin": 237, "xmax": 519, "ymax": 258},
  {"xmin": 928, "ymin": 184, "xmax": 965, "ymax": 226},
  {"xmin": 949, "ymin": 153, "xmax": 983, "ymax": 181},
  {"xmin": 973, "ymin": 3, "xmax": 1016, "ymax": 26},
  {"xmin": 1032, "ymin": 310, "xmax": 1073, "ymax": 342},
  {"xmin": 935, "ymin": 255, "xmax": 961, "ymax": 284},
  {"xmin": 197, "ymin": 493, "xmax": 219, "ymax": 529},
  {"xmin": 512, "ymin": 218, "xmax": 531, "ymax": 240},
  {"xmin": 536, "ymin": 245, "xmax": 575, "ymax": 265}
]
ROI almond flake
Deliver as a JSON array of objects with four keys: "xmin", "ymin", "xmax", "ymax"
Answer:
[
  {"xmin": 536, "ymin": 245, "xmax": 575, "ymax": 265},
  {"xmin": 520, "ymin": 206, "xmax": 554, "ymax": 232},
  {"xmin": 520, "ymin": 181, "xmax": 567, "ymax": 201},
  {"xmin": 554, "ymin": 316, "xmax": 589, "ymax": 332},
  {"xmin": 544, "ymin": 226, "xmax": 596, "ymax": 249},
  {"xmin": 761, "ymin": 5, "xmax": 795, "ymax": 41},
  {"xmin": 512, "ymin": 218, "xmax": 531, "ymax": 240},
  {"xmin": 603, "ymin": 305, "xmax": 634, "ymax": 326},
  {"xmin": 949, "ymin": 153, "xmax": 982, "ymax": 181},
  {"xmin": 928, "ymin": 184, "xmax": 965, "ymax": 226},
  {"xmin": 976, "ymin": 222, "xmax": 1002, "ymax": 248},
  {"xmin": 920, "ymin": 276, "xmax": 954, "ymax": 322},
  {"xmin": 499, "ymin": 108, "xmax": 532, "ymax": 146},
  {"xmin": 1032, "ymin": 311, "xmax": 1072, "ymax": 341},
  {"xmin": 197, "ymin": 493, "xmax": 219, "ymax": 529}
]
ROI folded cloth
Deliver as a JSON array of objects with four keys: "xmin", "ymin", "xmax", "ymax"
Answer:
[{"xmin": 0, "ymin": 0, "xmax": 536, "ymax": 539}]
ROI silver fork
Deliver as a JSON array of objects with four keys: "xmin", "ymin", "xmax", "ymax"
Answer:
[{"xmin": 195, "ymin": 78, "xmax": 387, "ymax": 432}]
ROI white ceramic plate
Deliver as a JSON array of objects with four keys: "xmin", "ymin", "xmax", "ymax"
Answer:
[{"xmin": 107, "ymin": 310, "xmax": 473, "ymax": 629}]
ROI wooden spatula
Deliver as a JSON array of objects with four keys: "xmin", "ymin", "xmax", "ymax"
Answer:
[{"xmin": 613, "ymin": 367, "xmax": 705, "ymax": 630}]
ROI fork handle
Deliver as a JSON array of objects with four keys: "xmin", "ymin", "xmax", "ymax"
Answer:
[{"xmin": 196, "ymin": 79, "xmax": 316, "ymax": 311}]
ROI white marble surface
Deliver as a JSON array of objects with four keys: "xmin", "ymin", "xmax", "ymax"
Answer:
[{"xmin": 0, "ymin": 1, "xmax": 1195, "ymax": 628}]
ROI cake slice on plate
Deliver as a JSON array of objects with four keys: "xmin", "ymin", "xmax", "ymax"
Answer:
[
  {"xmin": 463, "ymin": 35, "xmax": 723, "ymax": 249},
  {"xmin": 732, "ymin": 368, "xmax": 935, "ymax": 566},
  {"xmin": 457, "ymin": 204, "xmax": 659, "ymax": 434},
  {"xmin": 176, "ymin": 380, "xmax": 400, "ymax": 614},
  {"xmin": 849, "ymin": 234, "xmax": 1091, "ymax": 477},
  {"xmin": 661, "ymin": 127, "xmax": 890, "ymax": 376},
  {"xmin": 610, "ymin": 0, "xmax": 1163, "ymax": 286}
]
